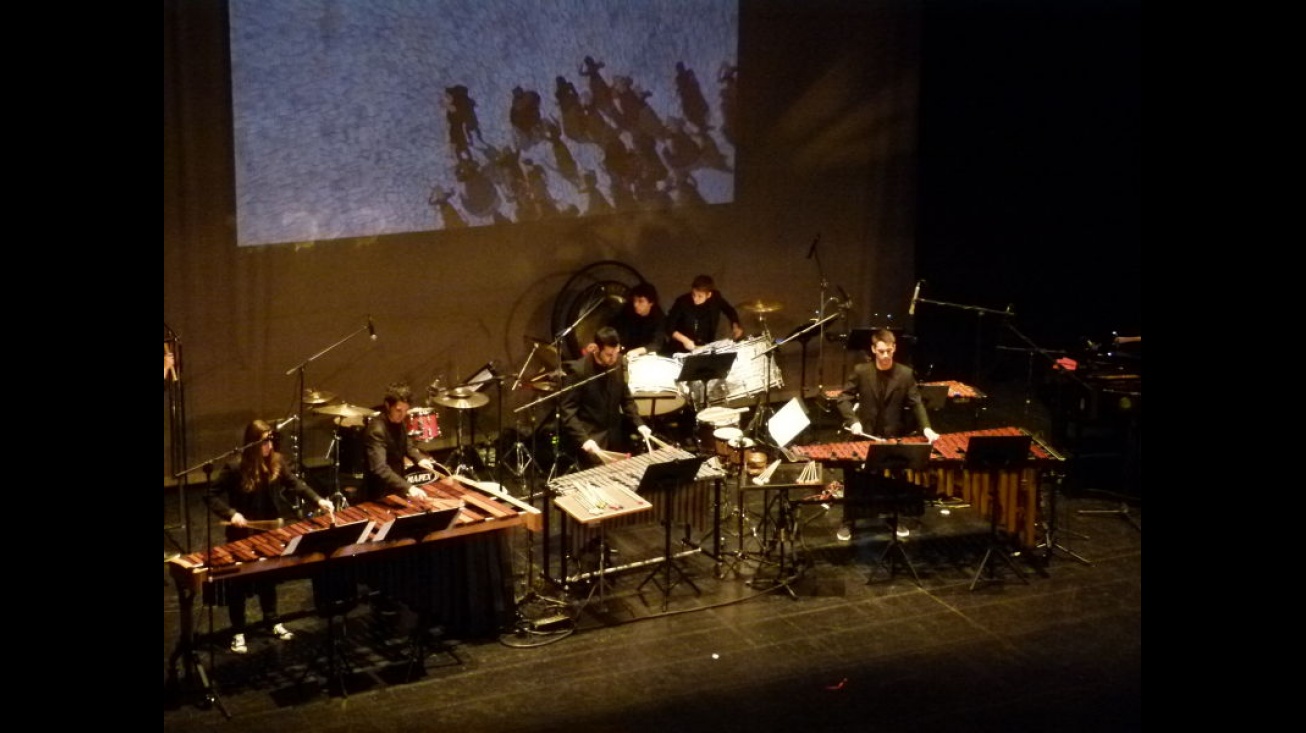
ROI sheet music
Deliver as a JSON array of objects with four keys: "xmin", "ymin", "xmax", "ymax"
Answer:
[{"xmin": 768, "ymin": 397, "xmax": 810, "ymax": 449}]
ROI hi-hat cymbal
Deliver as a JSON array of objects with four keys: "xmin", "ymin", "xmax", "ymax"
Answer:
[
  {"xmin": 434, "ymin": 389, "xmax": 490, "ymax": 410},
  {"xmin": 302, "ymin": 388, "xmax": 338, "ymax": 405},
  {"xmin": 313, "ymin": 403, "xmax": 378, "ymax": 419},
  {"xmin": 738, "ymin": 299, "xmax": 783, "ymax": 314}
]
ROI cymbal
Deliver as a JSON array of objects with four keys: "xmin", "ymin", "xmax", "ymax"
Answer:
[
  {"xmin": 738, "ymin": 299, "xmax": 783, "ymax": 314},
  {"xmin": 433, "ymin": 388, "xmax": 489, "ymax": 410},
  {"xmin": 302, "ymin": 388, "xmax": 337, "ymax": 405},
  {"xmin": 313, "ymin": 403, "xmax": 378, "ymax": 419},
  {"xmin": 523, "ymin": 336, "xmax": 560, "ymax": 370}
]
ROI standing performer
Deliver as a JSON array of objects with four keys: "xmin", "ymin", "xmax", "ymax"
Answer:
[
  {"xmin": 834, "ymin": 329, "xmax": 939, "ymax": 541},
  {"xmin": 361, "ymin": 382, "xmax": 450, "ymax": 503},
  {"xmin": 559, "ymin": 327, "xmax": 653, "ymax": 466},
  {"xmin": 206, "ymin": 419, "xmax": 335, "ymax": 653}
]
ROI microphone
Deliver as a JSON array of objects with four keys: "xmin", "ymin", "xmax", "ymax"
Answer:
[
  {"xmin": 908, "ymin": 280, "xmax": 923, "ymax": 316},
  {"xmin": 367, "ymin": 316, "xmax": 378, "ymax": 340},
  {"xmin": 274, "ymin": 414, "xmax": 298, "ymax": 431},
  {"xmin": 807, "ymin": 232, "xmax": 820, "ymax": 259}
]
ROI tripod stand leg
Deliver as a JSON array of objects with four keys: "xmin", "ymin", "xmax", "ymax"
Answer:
[
  {"xmin": 867, "ymin": 517, "xmax": 923, "ymax": 587},
  {"xmin": 969, "ymin": 541, "xmax": 1030, "ymax": 590}
]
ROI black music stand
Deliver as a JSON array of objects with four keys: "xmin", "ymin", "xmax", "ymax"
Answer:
[
  {"xmin": 965, "ymin": 435, "xmax": 1033, "ymax": 590},
  {"xmin": 373, "ymin": 507, "xmax": 461, "ymax": 543},
  {"xmin": 919, "ymin": 384, "xmax": 949, "ymax": 412},
  {"xmin": 635, "ymin": 456, "xmax": 706, "ymax": 611},
  {"xmin": 860, "ymin": 443, "xmax": 933, "ymax": 587},
  {"xmin": 290, "ymin": 521, "xmax": 372, "ymax": 698},
  {"xmin": 676, "ymin": 352, "xmax": 736, "ymax": 450}
]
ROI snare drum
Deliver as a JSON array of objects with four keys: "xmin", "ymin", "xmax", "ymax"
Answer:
[
  {"xmin": 405, "ymin": 407, "xmax": 441, "ymax": 442},
  {"xmin": 626, "ymin": 355, "xmax": 686, "ymax": 416}
]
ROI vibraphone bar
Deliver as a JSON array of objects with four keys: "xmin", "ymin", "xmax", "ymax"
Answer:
[
  {"xmin": 548, "ymin": 446, "xmax": 725, "ymax": 586},
  {"xmin": 790, "ymin": 426, "xmax": 1063, "ymax": 548}
]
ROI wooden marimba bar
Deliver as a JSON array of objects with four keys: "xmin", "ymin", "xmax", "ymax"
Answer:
[{"xmin": 791, "ymin": 426, "xmax": 1064, "ymax": 548}]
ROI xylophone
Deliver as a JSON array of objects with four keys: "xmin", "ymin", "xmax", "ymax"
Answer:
[
  {"xmin": 167, "ymin": 477, "xmax": 539, "ymax": 670},
  {"xmin": 548, "ymin": 446, "xmax": 726, "ymax": 584},
  {"xmin": 790, "ymin": 427, "xmax": 1064, "ymax": 548}
]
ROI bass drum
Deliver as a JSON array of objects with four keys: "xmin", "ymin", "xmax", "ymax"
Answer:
[{"xmin": 335, "ymin": 418, "xmax": 369, "ymax": 478}]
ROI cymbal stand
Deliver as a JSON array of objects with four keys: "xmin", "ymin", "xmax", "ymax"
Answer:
[
  {"xmin": 164, "ymin": 324, "xmax": 190, "ymax": 555},
  {"xmin": 323, "ymin": 425, "xmax": 348, "ymax": 510},
  {"xmin": 283, "ymin": 316, "xmax": 375, "ymax": 477}
]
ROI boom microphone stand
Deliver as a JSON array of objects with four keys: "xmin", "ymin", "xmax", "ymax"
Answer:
[{"xmin": 282, "ymin": 316, "xmax": 378, "ymax": 481}]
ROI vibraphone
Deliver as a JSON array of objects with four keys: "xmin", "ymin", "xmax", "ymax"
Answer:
[
  {"xmin": 167, "ymin": 477, "xmax": 540, "ymax": 676},
  {"xmin": 548, "ymin": 446, "xmax": 726, "ymax": 584},
  {"xmin": 790, "ymin": 426, "xmax": 1064, "ymax": 548}
]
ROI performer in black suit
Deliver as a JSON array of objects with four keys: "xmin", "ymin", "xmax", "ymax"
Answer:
[
  {"xmin": 361, "ymin": 382, "xmax": 444, "ymax": 504},
  {"xmin": 836, "ymin": 329, "xmax": 939, "ymax": 443},
  {"xmin": 834, "ymin": 329, "xmax": 939, "ymax": 541},
  {"xmin": 559, "ymin": 326, "xmax": 652, "ymax": 466}
]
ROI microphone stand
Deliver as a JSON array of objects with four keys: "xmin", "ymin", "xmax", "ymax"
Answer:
[
  {"xmin": 169, "ymin": 433, "xmax": 283, "ymax": 719},
  {"xmin": 282, "ymin": 318, "xmax": 374, "ymax": 478},
  {"xmin": 910, "ymin": 293, "xmax": 1014, "ymax": 390},
  {"xmin": 748, "ymin": 310, "xmax": 844, "ymax": 438},
  {"xmin": 809, "ymin": 236, "xmax": 830, "ymax": 398}
]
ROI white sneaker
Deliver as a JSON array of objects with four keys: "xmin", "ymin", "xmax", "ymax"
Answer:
[
  {"xmin": 836, "ymin": 526, "xmax": 852, "ymax": 542},
  {"xmin": 272, "ymin": 623, "xmax": 294, "ymax": 641},
  {"xmin": 230, "ymin": 633, "xmax": 248, "ymax": 654},
  {"xmin": 895, "ymin": 525, "xmax": 910, "ymax": 539}
]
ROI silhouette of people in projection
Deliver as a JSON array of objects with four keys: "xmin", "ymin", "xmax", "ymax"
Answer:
[
  {"xmin": 444, "ymin": 85, "xmax": 483, "ymax": 162},
  {"xmin": 428, "ymin": 185, "xmax": 467, "ymax": 229},
  {"xmin": 543, "ymin": 120, "xmax": 581, "ymax": 187},
  {"xmin": 554, "ymin": 75, "xmax": 587, "ymax": 143},
  {"xmin": 454, "ymin": 157, "xmax": 509, "ymax": 224},
  {"xmin": 675, "ymin": 62, "xmax": 711, "ymax": 133},
  {"xmin": 670, "ymin": 173, "xmax": 708, "ymax": 208},
  {"xmin": 717, "ymin": 62, "xmax": 737, "ymax": 148},
  {"xmin": 579, "ymin": 56, "xmax": 616, "ymax": 120},
  {"xmin": 519, "ymin": 158, "xmax": 561, "ymax": 220},
  {"xmin": 661, "ymin": 116, "xmax": 703, "ymax": 175},
  {"xmin": 578, "ymin": 90, "xmax": 613, "ymax": 146},
  {"xmin": 579, "ymin": 169, "xmax": 614, "ymax": 217},
  {"xmin": 509, "ymin": 86, "xmax": 546, "ymax": 151}
]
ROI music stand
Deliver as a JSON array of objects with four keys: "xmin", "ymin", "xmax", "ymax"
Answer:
[
  {"xmin": 635, "ymin": 456, "xmax": 707, "ymax": 610},
  {"xmin": 964, "ymin": 435, "xmax": 1033, "ymax": 590},
  {"xmin": 283, "ymin": 520, "xmax": 372, "ymax": 697},
  {"xmin": 860, "ymin": 443, "xmax": 933, "ymax": 587},
  {"xmin": 919, "ymin": 384, "xmax": 949, "ymax": 412},
  {"xmin": 676, "ymin": 352, "xmax": 737, "ymax": 449},
  {"xmin": 373, "ymin": 507, "xmax": 461, "ymax": 543}
]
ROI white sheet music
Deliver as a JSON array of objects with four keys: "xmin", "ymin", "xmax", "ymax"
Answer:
[{"xmin": 768, "ymin": 397, "xmax": 810, "ymax": 449}]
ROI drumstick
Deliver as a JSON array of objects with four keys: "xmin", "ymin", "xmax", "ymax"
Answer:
[
  {"xmin": 220, "ymin": 518, "xmax": 285, "ymax": 531},
  {"xmin": 842, "ymin": 426, "xmax": 884, "ymax": 442},
  {"xmin": 648, "ymin": 433, "xmax": 676, "ymax": 451}
]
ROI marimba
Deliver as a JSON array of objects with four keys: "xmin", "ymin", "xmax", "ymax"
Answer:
[
  {"xmin": 167, "ymin": 477, "xmax": 539, "ymax": 678},
  {"xmin": 790, "ymin": 426, "xmax": 1064, "ymax": 548}
]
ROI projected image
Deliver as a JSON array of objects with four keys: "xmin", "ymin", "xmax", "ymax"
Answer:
[{"xmin": 230, "ymin": 0, "xmax": 739, "ymax": 247}]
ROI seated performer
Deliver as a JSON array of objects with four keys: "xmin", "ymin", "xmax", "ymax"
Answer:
[
  {"xmin": 834, "ymin": 329, "xmax": 939, "ymax": 541},
  {"xmin": 663, "ymin": 274, "xmax": 743, "ymax": 355},
  {"xmin": 559, "ymin": 326, "xmax": 653, "ymax": 466},
  {"xmin": 607, "ymin": 281, "xmax": 667, "ymax": 358},
  {"xmin": 206, "ymin": 419, "xmax": 335, "ymax": 654}
]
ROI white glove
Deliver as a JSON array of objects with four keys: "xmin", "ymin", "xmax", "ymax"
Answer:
[
  {"xmin": 582, "ymin": 439, "xmax": 600, "ymax": 454},
  {"xmin": 849, "ymin": 422, "xmax": 863, "ymax": 436},
  {"xmin": 637, "ymin": 425, "xmax": 653, "ymax": 439},
  {"xmin": 923, "ymin": 427, "xmax": 940, "ymax": 443}
]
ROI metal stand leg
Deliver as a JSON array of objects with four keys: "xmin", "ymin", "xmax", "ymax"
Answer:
[
  {"xmin": 1036, "ymin": 472, "xmax": 1092, "ymax": 566},
  {"xmin": 970, "ymin": 472, "xmax": 1031, "ymax": 591}
]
